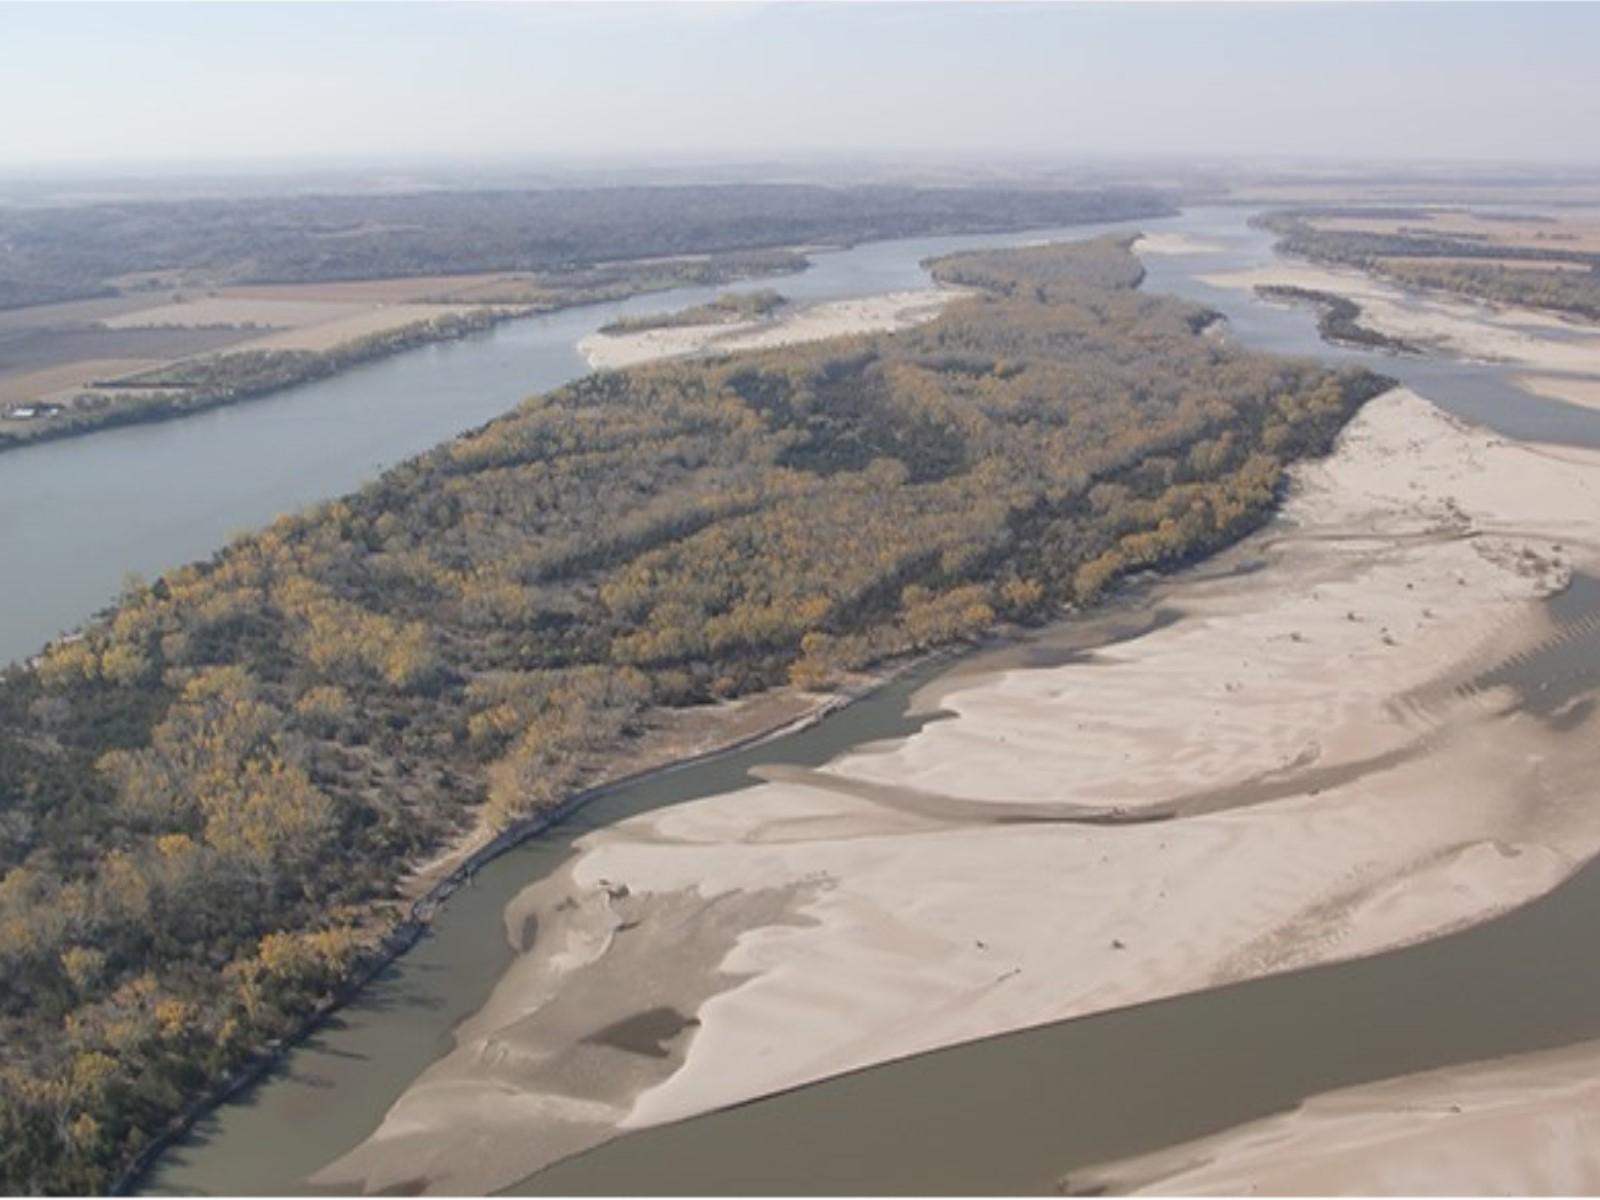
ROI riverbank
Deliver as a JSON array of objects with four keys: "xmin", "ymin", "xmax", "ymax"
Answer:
[
  {"xmin": 398, "ymin": 670, "xmax": 908, "ymax": 903},
  {"xmin": 309, "ymin": 381, "xmax": 1600, "ymax": 1195},
  {"xmin": 0, "ymin": 306, "xmax": 528, "ymax": 455}
]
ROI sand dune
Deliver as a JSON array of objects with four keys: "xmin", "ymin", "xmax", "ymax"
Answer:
[{"xmin": 312, "ymin": 384, "xmax": 1600, "ymax": 1195}]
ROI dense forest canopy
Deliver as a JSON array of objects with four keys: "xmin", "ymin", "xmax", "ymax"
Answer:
[
  {"xmin": 0, "ymin": 184, "xmax": 1175, "ymax": 309},
  {"xmin": 0, "ymin": 234, "xmax": 1389, "ymax": 1193}
]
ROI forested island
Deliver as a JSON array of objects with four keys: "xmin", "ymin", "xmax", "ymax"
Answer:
[{"xmin": 0, "ymin": 235, "xmax": 1390, "ymax": 1193}]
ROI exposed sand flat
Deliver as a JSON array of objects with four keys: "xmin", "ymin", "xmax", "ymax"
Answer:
[
  {"xmin": 1133, "ymin": 232, "xmax": 1226, "ymax": 255},
  {"xmin": 577, "ymin": 289, "xmax": 962, "ymax": 371},
  {"xmin": 1074, "ymin": 1040, "xmax": 1600, "ymax": 1195},
  {"xmin": 316, "ymin": 385, "xmax": 1600, "ymax": 1195},
  {"xmin": 1207, "ymin": 260, "xmax": 1600, "ymax": 373},
  {"xmin": 1513, "ymin": 373, "xmax": 1600, "ymax": 412}
]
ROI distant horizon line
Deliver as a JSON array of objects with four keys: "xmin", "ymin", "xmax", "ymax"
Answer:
[{"xmin": 5, "ymin": 147, "xmax": 1600, "ymax": 178}]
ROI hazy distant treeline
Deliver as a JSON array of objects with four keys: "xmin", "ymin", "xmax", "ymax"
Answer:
[{"xmin": 0, "ymin": 184, "xmax": 1175, "ymax": 309}]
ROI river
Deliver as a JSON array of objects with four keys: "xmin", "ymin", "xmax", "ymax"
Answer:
[{"xmin": 114, "ymin": 205, "xmax": 1600, "ymax": 1193}]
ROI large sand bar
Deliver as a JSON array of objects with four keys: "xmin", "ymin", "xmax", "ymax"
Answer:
[
  {"xmin": 577, "ymin": 289, "xmax": 963, "ymax": 371},
  {"xmin": 314, "ymin": 381, "xmax": 1600, "ymax": 1194}
]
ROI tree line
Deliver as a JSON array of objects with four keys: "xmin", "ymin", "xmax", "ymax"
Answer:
[{"xmin": 0, "ymin": 185, "xmax": 1174, "ymax": 310}]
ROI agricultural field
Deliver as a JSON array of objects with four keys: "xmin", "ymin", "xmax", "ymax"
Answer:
[{"xmin": 0, "ymin": 279, "xmax": 524, "ymax": 402}]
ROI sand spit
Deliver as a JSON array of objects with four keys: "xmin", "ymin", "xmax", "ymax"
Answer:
[
  {"xmin": 577, "ymin": 289, "xmax": 963, "ymax": 371},
  {"xmin": 1073, "ymin": 1040, "xmax": 1600, "ymax": 1195},
  {"xmin": 1207, "ymin": 260, "xmax": 1600, "ymax": 377},
  {"xmin": 316, "ymin": 384, "xmax": 1600, "ymax": 1195}
]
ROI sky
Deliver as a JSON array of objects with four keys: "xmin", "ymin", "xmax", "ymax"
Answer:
[{"xmin": 2, "ymin": 1, "xmax": 1598, "ymax": 171}]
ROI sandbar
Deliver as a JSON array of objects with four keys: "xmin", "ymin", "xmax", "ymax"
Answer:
[
  {"xmin": 1075, "ymin": 1039, "xmax": 1600, "ymax": 1195},
  {"xmin": 577, "ymin": 289, "xmax": 964, "ymax": 371},
  {"xmin": 313, "ymin": 382, "xmax": 1600, "ymax": 1194}
]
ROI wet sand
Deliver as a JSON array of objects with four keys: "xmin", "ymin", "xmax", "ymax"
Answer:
[{"xmin": 315, "ymin": 384, "xmax": 1600, "ymax": 1195}]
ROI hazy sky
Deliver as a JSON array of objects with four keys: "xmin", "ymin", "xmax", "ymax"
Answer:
[{"xmin": 4, "ymin": 2, "xmax": 1598, "ymax": 170}]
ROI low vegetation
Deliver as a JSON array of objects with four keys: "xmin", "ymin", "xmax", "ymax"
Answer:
[
  {"xmin": 598, "ymin": 289, "xmax": 786, "ymax": 335},
  {"xmin": 0, "ymin": 234, "xmax": 1389, "ymax": 1193}
]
